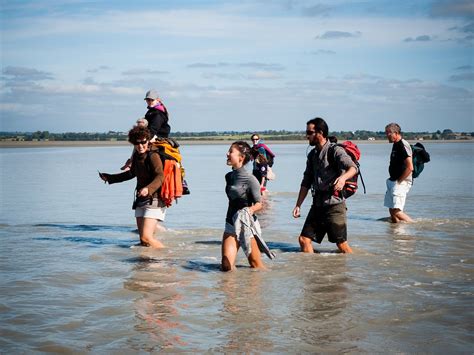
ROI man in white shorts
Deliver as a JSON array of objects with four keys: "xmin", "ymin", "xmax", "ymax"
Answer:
[{"xmin": 384, "ymin": 123, "xmax": 414, "ymax": 223}]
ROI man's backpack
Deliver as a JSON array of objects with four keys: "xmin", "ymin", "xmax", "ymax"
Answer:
[
  {"xmin": 411, "ymin": 142, "xmax": 430, "ymax": 178},
  {"xmin": 328, "ymin": 141, "xmax": 366, "ymax": 199}
]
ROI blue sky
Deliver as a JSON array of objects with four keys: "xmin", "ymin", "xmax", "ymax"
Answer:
[{"xmin": 1, "ymin": 0, "xmax": 473, "ymax": 133}]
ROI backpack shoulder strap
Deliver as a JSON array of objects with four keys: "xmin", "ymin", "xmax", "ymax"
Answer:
[
  {"xmin": 327, "ymin": 143, "xmax": 338, "ymax": 168},
  {"xmin": 144, "ymin": 150, "xmax": 162, "ymax": 173}
]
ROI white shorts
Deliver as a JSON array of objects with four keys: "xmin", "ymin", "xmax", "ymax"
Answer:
[
  {"xmin": 134, "ymin": 199, "xmax": 167, "ymax": 220},
  {"xmin": 384, "ymin": 179, "xmax": 412, "ymax": 211}
]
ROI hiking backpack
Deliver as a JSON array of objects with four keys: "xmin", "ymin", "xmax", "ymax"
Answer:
[
  {"xmin": 147, "ymin": 138, "xmax": 190, "ymax": 200},
  {"xmin": 410, "ymin": 142, "xmax": 430, "ymax": 178},
  {"xmin": 328, "ymin": 141, "xmax": 366, "ymax": 199}
]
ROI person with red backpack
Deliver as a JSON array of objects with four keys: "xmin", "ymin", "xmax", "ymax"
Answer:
[{"xmin": 292, "ymin": 117, "xmax": 358, "ymax": 254}]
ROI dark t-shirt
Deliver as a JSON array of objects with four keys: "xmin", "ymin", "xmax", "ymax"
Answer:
[{"xmin": 389, "ymin": 139, "xmax": 412, "ymax": 181}]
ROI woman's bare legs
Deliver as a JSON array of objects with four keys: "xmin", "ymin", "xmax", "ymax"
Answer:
[
  {"xmin": 221, "ymin": 233, "xmax": 239, "ymax": 272},
  {"xmin": 222, "ymin": 233, "xmax": 266, "ymax": 271},
  {"xmin": 136, "ymin": 217, "xmax": 165, "ymax": 248},
  {"xmin": 248, "ymin": 237, "xmax": 266, "ymax": 269}
]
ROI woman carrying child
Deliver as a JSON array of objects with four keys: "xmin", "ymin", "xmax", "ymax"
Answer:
[{"xmin": 99, "ymin": 126, "xmax": 167, "ymax": 248}]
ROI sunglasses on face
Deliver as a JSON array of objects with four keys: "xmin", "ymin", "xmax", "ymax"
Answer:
[
  {"xmin": 305, "ymin": 130, "xmax": 316, "ymax": 136},
  {"xmin": 134, "ymin": 140, "xmax": 148, "ymax": 145}
]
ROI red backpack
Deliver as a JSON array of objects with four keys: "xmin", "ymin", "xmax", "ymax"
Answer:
[{"xmin": 329, "ymin": 141, "xmax": 366, "ymax": 198}]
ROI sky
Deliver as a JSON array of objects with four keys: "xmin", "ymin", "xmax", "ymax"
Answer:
[{"xmin": 1, "ymin": 0, "xmax": 473, "ymax": 133}]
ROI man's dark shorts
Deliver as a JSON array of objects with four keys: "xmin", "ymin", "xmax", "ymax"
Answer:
[{"xmin": 300, "ymin": 202, "xmax": 347, "ymax": 244}]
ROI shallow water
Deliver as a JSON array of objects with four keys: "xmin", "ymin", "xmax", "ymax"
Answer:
[{"xmin": 1, "ymin": 142, "xmax": 473, "ymax": 352}]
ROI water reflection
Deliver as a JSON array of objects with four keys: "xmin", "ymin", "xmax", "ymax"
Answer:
[
  {"xmin": 257, "ymin": 193, "xmax": 276, "ymax": 230},
  {"xmin": 388, "ymin": 223, "xmax": 416, "ymax": 255},
  {"xmin": 214, "ymin": 272, "xmax": 273, "ymax": 353},
  {"xmin": 290, "ymin": 256, "xmax": 354, "ymax": 351},
  {"xmin": 123, "ymin": 253, "xmax": 187, "ymax": 351}
]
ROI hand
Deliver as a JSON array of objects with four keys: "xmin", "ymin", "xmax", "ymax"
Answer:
[
  {"xmin": 120, "ymin": 158, "xmax": 132, "ymax": 171},
  {"xmin": 333, "ymin": 176, "xmax": 346, "ymax": 192},
  {"xmin": 137, "ymin": 187, "xmax": 149, "ymax": 197},
  {"xmin": 98, "ymin": 172, "xmax": 110, "ymax": 183},
  {"xmin": 292, "ymin": 206, "xmax": 301, "ymax": 218}
]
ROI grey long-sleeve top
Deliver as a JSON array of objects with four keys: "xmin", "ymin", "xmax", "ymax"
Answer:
[{"xmin": 225, "ymin": 166, "xmax": 262, "ymax": 225}]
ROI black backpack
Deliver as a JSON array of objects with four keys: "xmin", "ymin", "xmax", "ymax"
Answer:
[{"xmin": 411, "ymin": 142, "xmax": 430, "ymax": 178}]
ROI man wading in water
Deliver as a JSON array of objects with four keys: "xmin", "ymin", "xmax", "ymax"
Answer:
[{"xmin": 292, "ymin": 117, "xmax": 357, "ymax": 254}]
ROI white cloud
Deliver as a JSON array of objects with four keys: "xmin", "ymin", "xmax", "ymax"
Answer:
[
  {"xmin": 247, "ymin": 71, "xmax": 281, "ymax": 80},
  {"xmin": 122, "ymin": 69, "xmax": 169, "ymax": 76},
  {"xmin": 315, "ymin": 30, "xmax": 362, "ymax": 40},
  {"xmin": 2, "ymin": 66, "xmax": 54, "ymax": 80},
  {"xmin": 404, "ymin": 35, "xmax": 433, "ymax": 42}
]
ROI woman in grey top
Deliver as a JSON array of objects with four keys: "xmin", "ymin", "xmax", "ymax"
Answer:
[{"xmin": 221, "ymin": 141, "xmax": 266, "ymax": 271}]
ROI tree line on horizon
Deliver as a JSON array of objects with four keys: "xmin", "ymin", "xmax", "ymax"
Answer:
[{"xmin": 0, "ymin": 129, "xmax": 472, "ymax": 142}]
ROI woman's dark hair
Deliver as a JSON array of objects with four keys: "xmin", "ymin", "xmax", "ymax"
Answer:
[
  {"xmin": 128, "ymin": 126, "xmax": 151, "ymax": 144},
  {"xmin": 328, "ymin": 135, "xmax": 338, "ymax": 143},
  {"xmin": 306, "ymin": 117, "xmax": 328, "ymax": 138},
  {"xmin": 231, "ymin": 140, "xmax": 252, "ymax": 165},
  {"xmin": 250, "ymin": 133, "xmax": 259, "ymax": 140}
]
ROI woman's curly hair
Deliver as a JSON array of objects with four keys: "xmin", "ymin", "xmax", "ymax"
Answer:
[{"xmin": 128, "ymin": 126, "xmax": 151, "ymax": 144}]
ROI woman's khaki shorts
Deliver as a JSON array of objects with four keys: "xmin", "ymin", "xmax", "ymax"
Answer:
[{"xmin": 134, "ymin": 198, "xmax": 167, "ymax": 221}]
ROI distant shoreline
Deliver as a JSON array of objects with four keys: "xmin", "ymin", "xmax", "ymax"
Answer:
[{"xmin": 0, "ymin": 139, "xmax": 472, "ymax": 148}]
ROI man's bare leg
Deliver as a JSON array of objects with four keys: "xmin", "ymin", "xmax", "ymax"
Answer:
[
  {"xmin": 390, "ymin": 208, "xmax": 413, "ymax": 223},
  {"xmin": 299, "ymin": 235, "xmax": 315, "ymax": 253},
  {"xmin": 337, "ymin": 241, "xmax": 353, "ymax": 254}
]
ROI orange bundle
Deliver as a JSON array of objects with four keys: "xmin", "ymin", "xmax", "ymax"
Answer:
[{"xmin": 161, "ymin": 160, "xmax": 183, "ymax": 207}]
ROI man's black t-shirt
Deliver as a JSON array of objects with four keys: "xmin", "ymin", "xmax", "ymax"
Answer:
[{"xmin": 389, "ymin": 139, "xmax": 412, "ymax": 181}]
